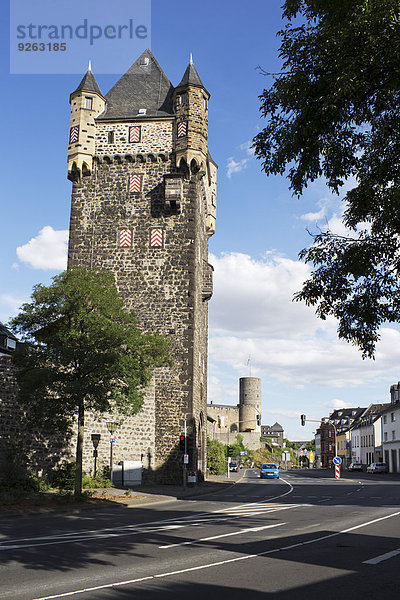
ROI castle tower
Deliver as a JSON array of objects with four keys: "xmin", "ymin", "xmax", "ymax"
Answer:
[
  {"xmin": 67, "ymin": 49, "xmax": 217, "ymax": 483},
  {"xmin": 68, "ymin": 63, "xmax": 105, "ymax": 181},
  {"xmin": 239, "ymin": 377, "xmax": 261, "ymax": 433}
]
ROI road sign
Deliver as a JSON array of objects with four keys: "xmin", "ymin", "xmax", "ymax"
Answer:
[
  {"xmin": 184, "ymin": 454, "xmax": 189, "ymax": 464},
  {"xmin": 282, "ymin": 451, "xmax": 290, "ymax": 461},
  {"xmin": 110, "ymin": 437, "xmax": 115, "ymax": 443},
  {"xmin": 335, "ymin": 464, "xmax": 340, "ymax": 479},
  {"xmin": 333, "ymin": 456, "xmax": 342, "ymax": 465}
]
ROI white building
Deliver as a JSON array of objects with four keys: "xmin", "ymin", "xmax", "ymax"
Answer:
[{"xmin": 382, "ymin": 383, "xmax": 400, "ymax": 473}]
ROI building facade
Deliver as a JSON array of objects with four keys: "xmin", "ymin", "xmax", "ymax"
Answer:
[
  {"xmin": 382, "ymin": 382, "xmax": 400, "ymax": 473},
  {"xmin": 67, "ymin": 50, "xmax": 217, "ymax": 483}
]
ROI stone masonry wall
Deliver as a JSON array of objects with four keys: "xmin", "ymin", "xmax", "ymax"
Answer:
[{"xmin": 67, "ymin": 148, "xmax": 208, "ymax": 483}]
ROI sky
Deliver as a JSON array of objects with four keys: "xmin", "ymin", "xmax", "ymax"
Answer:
[{"xmin": 2, "ymin": 0, "xmax": 400, "ymax": 441}]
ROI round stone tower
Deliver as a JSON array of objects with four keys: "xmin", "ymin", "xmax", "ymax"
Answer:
[{"xmin": 239, "ymin": 377, "xmax": 261, "ymax": 433}]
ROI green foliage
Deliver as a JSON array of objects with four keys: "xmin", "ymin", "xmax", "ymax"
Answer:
[
  {"xmin": 0, "ymin": 445, "xmax": 51, "ymax": 504},
  {"xmin": 228, "ymin": 433, "xmax": 246, "ymax": 460},
  {"xmin": 48, "ymin": 460, "xmax": 113, "ymax": 490},
  {"xmin": 207, "ymin": 438, "xmax": 226, "ymax": 475},
  {"xmin": 254, "ymin": 1, "xmax": 400, "ymax": 357},
  {"xmin": 9, "ymin": 268, "xmax": 172, "ymax": 496}
]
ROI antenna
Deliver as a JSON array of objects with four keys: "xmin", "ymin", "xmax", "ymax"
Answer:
[{"xmin": 247, "ymin": 355, "xmax": 252, "ymax": 377}]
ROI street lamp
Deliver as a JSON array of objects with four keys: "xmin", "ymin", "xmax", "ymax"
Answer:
[
  {"xmin": 91, "ymin": 434, "xmax": 101, "ymax": 477},
  {"xmin": 106, "ymin": 420, "xmax": 117, "ymax": 480}
]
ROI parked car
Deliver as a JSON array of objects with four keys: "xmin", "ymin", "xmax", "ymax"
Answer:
[
  {"xmin": 260, "ymin": 463, "xmax": 280, "ymax": 479},
  {"xmin": 229, "ymin": 462, "xmax": 239, "ymax": 472},
  {"xmin": 348, "ymin": 462, "xmax": 363, "ymax": 472},
  {"xmin": 367, "ymin": 462, "xmax": 388, "ymax": 473}
]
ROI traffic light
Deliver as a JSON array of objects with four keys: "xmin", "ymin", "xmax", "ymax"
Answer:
[
  {"xmin": 256, "ymin": 414, "xmax": 261, "ymax": 426},
  {"xmin": 179, "ymin": 435, "xmax": 185, "ymax": 451},
  {"xmin": 300, "ymin": 414, "xmax": 306, "ymax": 426},
  {"xmin": 227, "ymin": 445, "xmax": 233, "ymax": 456}
]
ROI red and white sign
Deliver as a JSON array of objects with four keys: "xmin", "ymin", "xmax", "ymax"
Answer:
[
  {"xmin": 119, "ymin": 229, "xmax": 132, "ymax": 247},
  {"xmin": 335, "ymin": 464, "xmax": 340, "ymax": 479},
  {"xmin": 150, "ymin": 228, "xmax": 163, "ymax": 247},
  {"xmin": 177, "ymin": 121, "xmax": 187, "ymax": 138},
  {"xmin": 69, "ymin": 126, "xmax": 79, "ymax": 143},
  {"xmin": 129, "ymin": 126, "xmax": 141, "ymax": 143},
  {"xmin": 129, "ymin": 174, "xmax": 141, "ymax": 193}
]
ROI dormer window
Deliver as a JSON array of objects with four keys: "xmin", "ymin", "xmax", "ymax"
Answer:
[
  {"xmin": 84, "ymin": 97, "xmax": 93, "ymax": 109},
  {"xmin": 140, "ymin": 57, "xmax": 149, "ymax": 66},
  {"xmin": 138, "ymin": 108, "xmax": 147, "ymax": 115}
]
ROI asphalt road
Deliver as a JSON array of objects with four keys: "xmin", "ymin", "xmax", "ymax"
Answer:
[{"xmin": 1, "ymin": 469, "xmax": 400, "ymax": 600}]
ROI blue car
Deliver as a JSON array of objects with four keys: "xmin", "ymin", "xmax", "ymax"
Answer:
[{"xmin": 260, "ymin": 463, "xmax": 280, "ymax": 479}]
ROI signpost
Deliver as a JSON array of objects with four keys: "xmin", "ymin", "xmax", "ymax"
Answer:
[
  {"xmin": 333, "ymin": 456, "xmax": 342, "ymax": 479},
  {"xmin": 282, "ymin": 450, "xmax": 290, "ymax": 470}
]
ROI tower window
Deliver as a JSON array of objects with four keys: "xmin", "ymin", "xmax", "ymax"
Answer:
[
  {"xmin": 84, "ymin": 97, "xmax": 93, "ymax": 109},
  {"xmin": 177, "ymin": 121, "xmax": 187, "ymax": 138},
  {"xmin": 69, "ymin": 126, "xmax": 79, "ymax": 144},
  {"xmin": 178, "ymin": 93, "xmax": 188, "ymax": 105},
  {"xmin": 108, "ymin": 131, "xmax": 114, "ymax": 143},
  {"xmin": 129, "ymin": 174, "xmax": 142, "ymax": 193},
  {"xmin": 129, "ymin": 126, "xmax": 141, "ymax": 143},
  {"xmin": 203, "ymin": 95, "xmax": 207, "ymax": 109}
]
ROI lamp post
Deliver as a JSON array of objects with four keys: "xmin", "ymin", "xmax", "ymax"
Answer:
[
  {"xmin": 106, "ymin": 420, "xmax": 117, "ymax": 480},
  {"xmin": 91, "ymin": 434, "xmax": 101, "ymax": 477}
]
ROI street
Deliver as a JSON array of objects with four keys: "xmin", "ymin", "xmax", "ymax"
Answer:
[{"xmin": 1, "ymin": 469, "xmax": 399, "ymax": 600}]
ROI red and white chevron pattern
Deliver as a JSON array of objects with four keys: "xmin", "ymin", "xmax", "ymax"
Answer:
[
  {"xmin": 119, "ymin": 229, "xmax": 132, "ymax": 247},
  {"xmin": 129, "ymin": 174, "xmax": 141, "ymax": 193},
  {"xmin": 150, "ymin": 228, "xmax": 163, "ymax": 247},
  {"xmin": 69, "ymin": 126, "xmax": 79, "ymax": 143},
  {"xmin": 129, "ymin": 126, "xmax": 141, "ymax": 143},
  {"xmin": 177, "ymin": 121, "xmax": 187, "ymax": 138}
]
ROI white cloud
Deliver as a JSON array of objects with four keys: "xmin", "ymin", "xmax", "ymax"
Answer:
[
  {"xmin": 239, "ymin": 140, "xmax": 255, "ymax": 156},
  {"xmin": 226, "ymin": 156, "xmax": 249, "ymax": 178},
  {"xmin": 208, "ymin": 251, "xmax": 400, "ymax": 389},
  {"xmin": 0, "ymin": 294, "xmax": 26, "ymax": 323},
  {"xmin": 16, "ymin": 226, "xmax": 68, "ymax": 270}
]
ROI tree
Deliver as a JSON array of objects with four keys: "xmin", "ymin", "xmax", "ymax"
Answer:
[
  {"xmin": 253, "ymin": 0, "xmax": 400, "ymax": 357},
  {"xmin": 9, "ymin": 268, "xmax": 171, "ymax": 497},
  {"xmin": 207, "ymin": 438, "xmax": 226, "ymax": 475}
]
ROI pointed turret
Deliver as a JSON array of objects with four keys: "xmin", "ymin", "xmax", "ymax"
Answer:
[
  {"xmin": 173, "ymin": 56, "xmax": 216, "ymax": 235},
  {"xmin": 68, "ymin": 64, "xmax": 105, "ymax": 181},
  {"xmin": 173, "ymin": 56, "xmax": 210, "ymax": 170}
]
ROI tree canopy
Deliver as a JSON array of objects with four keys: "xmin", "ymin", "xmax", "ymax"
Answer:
[
  {"xmin": 253, "ymin": 0, "xmax": 400, "ymax": 358},
  {"xmin": 10, "ymin": 268, "xmax": 171, "ymax": 495}
]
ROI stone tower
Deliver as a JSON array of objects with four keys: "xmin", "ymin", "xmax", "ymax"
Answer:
[
  {"xmin": 239, "ymin": 377, "xmax": 261, "ymax": 433},
  {"xmin": 67, "ymin": 50, "xmax": 217, "ymax": 483}
]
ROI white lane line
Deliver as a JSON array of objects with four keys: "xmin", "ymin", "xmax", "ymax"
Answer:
[
  {"xmin": 159, "ymin": 522, "xmax": 285, "ymax": 549},
  {"xmin": 32, "ymin": 511, "xmax": 400, "ymax": 600},
  {"xmin": 363, "ymin": 548, "xmax": 400, "ymax": 565}
]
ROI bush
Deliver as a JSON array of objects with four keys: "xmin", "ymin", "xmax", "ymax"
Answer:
[
  {"xmin": 207, "ymin": 438, "xmax": 226, "ymax": 475},
  {"xmin": 48, "ymin": 461, "xmax": 113, "ymax": 490}
]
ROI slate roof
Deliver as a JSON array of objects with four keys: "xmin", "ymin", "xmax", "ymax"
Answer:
[
  {"xmin": 97, "ymin": 49, "xmax": 175, "ymax": 120},
  {"xmin": 176, "ymin": 59, "xmax": 205, "ymax": 89},
  {"xmin": 72, "ymin": 67, "xmax": 102, "ymax": 97}
]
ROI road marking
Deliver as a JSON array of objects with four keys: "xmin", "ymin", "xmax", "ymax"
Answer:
[
  {"xmin": 32, "ymin": 511, "xmax": 400, "ymax": 600},
  {"xmin": 159, "ymin": 522, "xmax": 285, "ymax": 548},
  {"xmin": 363, "ymin": 548, "xmax": 400, "ymax": 565}
]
